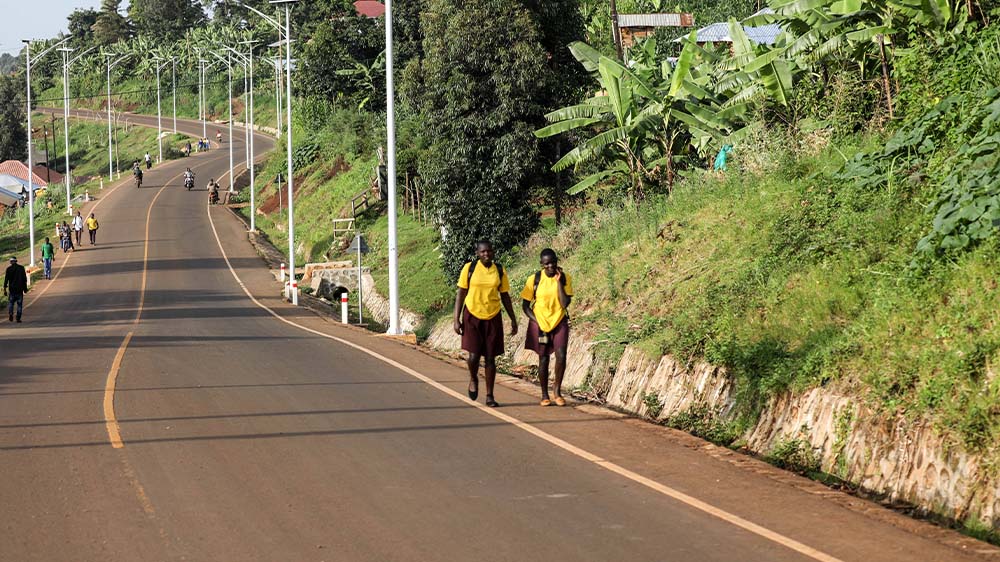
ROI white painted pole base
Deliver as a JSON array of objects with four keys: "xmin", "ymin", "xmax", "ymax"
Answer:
[
  {"xmin": 291, "ymin": 281, "xmax": 298, "ymax": 306},
  {"xmin": 100, "ymin": 178, "xmax": 104, "ymax": 190},
  {"xmin": 280, "ymin": 262, "xmax": 286, "ymax": 282},
  {"xmin": 341, "ymin": 294, "xmax": 349, "ymax": 324},
  {"xmin": 85, "ymin": 191, "xmax": 90, "ymax": 202}
]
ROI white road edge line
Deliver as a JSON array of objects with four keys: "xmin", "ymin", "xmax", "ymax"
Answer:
[{"xmin": 205, "ymin": 201, "xmax": 843, "ymax": 562}]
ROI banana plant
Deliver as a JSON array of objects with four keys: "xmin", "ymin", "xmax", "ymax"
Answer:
[{"xmin": 536, "ymin": 41, "xmax": 666, "ymax": 197}]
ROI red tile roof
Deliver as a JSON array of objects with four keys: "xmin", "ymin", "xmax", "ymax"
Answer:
[
  {"xmin": 354, "ymin": 0, "xmax": 385, "ymax": 18},
  {"xmin": 0, "ymin": 160, "xmax": 49, "ymax": 187},
  {"xmin": 32, "ymin": 165, "xmax": 63, "ymax": 184}
]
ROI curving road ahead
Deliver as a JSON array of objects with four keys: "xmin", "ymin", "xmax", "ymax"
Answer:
[{"xmin": 0, "ymin": 110, "xmax": 993, "ymax": 562}]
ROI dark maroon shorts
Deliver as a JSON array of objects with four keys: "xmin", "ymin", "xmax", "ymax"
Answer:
[
  {"xmin": 461, "ymin": 309, "xmax": 504, "ymax": 358},
  {"xmin": 525, "ymin": 317, "xmax": 569, "ymax": 356}
]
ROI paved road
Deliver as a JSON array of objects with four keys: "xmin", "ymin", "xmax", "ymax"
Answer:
[{"xmin": 1, "ymin": 110, "xmax": 994, "ymax": 562}]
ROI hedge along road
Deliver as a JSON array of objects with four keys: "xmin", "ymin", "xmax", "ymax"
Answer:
[{"xmin": 0, "ymin": 110, "xmax": 990, "ymax": 562}]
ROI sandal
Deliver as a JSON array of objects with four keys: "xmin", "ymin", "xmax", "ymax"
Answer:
[
  {"xmin": 485, "ymin": 396, "xmax": 500, "ymax": 408},
  {"xmin": 553, "ymin": 396, "xmax": 566, "ymax": 407},
  {"xmin": 468, "ymin": 383, "xmax": 478, "ymax": 401},
  {"xmin": 539, "ymin": 398, "xmax": 552, "ymax": 407}
]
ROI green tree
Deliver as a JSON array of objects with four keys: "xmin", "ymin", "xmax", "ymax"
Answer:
[
  {"xmin": 67, "ymin": 8, "xmax": 100, "ymax": 46},
  {"xmin": 129, "ymin": 0, "xmax": 206, "ymax": 41},
  {"xmin": 298, "ymin": 16, "xmax": 384, "ymax": 105},
  {"xmin": 91, "ymin": 0, "xmax": 130, "ymax": 46},
  {"xmin": 415, "ymin": 0, "xmax": 554, "ymax": 277},
  {"xmin": 0, "ymin": 74, "xmax": 27, "ymax": 162}
]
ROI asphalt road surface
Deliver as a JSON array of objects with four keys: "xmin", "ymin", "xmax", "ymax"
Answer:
[{"xmin": 1, "ymin": 110, "xmax": 995, "ymax": 562}]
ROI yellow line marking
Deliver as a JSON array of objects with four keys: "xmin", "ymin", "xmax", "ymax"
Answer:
[
  {"xmin": 102, "ymin": 169, "xmax": 199, "ymax": 449},
  {"xmin": 104, "ymin": 331, "xmax": 133, "ymax": 449},
  {"xmin": 205, "ymin": 201, "xmax": 844, "ymax": 562}
]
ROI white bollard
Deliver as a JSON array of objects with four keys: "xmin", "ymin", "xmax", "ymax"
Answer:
[
  {"xmin": 85, "ymin": 191, "xmax": 90, "ymax": 202},
  {"xmin": 280, "ymin": 262, "xmax": 286, "ymax": 282},
  {"xmin": 341, "ymin": 293, "xmax": 349, "ymax": 324},
  {"xmin": 291, "ymin": 280, "xmax": 299, "ymax": 306},
  {"xmin": 100, "ymin": 178, "xmax": 104, "ymax": 190}
]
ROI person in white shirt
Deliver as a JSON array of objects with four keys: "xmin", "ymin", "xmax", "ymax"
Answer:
[
  {"xmin": 71, "ymin": 211, "xmax": 84, "ymax": 246},
  {"xmin": 144, "ymin": 152, "xmax": 152, "ymax": 169}
]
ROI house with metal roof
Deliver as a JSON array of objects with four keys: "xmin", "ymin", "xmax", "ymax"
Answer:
[
  {"xmin": 676, "ymin": 8, "xmax": 782, "ymax": 47},
  {"xmin": 618, "ymin": 13, "xmax": 695, "ymax": 48}
]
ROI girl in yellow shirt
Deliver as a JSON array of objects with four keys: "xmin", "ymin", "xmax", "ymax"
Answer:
[
  {"xmin": 521, "ymin": 248, "xmax": 572, "ymax": 406},
  {"xmin": 453, "ymin": 240, "xmax": 518, "ymax": 407}
]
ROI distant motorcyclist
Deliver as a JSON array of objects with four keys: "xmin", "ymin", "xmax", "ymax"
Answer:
[
  {"xmin": 184, "ymin": 168, "xmax": 196, "ymax": 190},
  {"xmin": 216, "ymin": 130, "xmax": 223, "ymax": 145},
  {"xmin": 132, "ymin": 161, "xmax": 143, "ymax": 187}
]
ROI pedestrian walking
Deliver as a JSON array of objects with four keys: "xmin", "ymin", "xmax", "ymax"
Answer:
[
  {"xmin": 86, "ymin": 213, "xmax": 100, "ymax": 245},
  {"xmin": 4, "ymin": 256, "xmax": 28, "ymax": 323},
  {"xmin": 453, "ymin": 240, "xmax": 518, "ymax": 407},
  {"xmin": 72, "ymin": 211, "xmax": 84, "ymax": 246},
  {"xmin": 144, "ymin": 151, "xmax": 152, "ymax": 169},
  {"xmin": 216, "ymin": 130, "xmax": 223, "ymax": 145},
  {"xmin": 40, "ymin": 237, "xmax": 55, "ymax": 280},
  {"xmin": 521, "ymin": 248, "xmax": 573, "ymax": 407}
]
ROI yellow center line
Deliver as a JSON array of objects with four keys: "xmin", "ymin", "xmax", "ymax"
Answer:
[
  {"xmin": 204, "ymin": 192, "xmax": 845, "ymax": 562},
  {"xmin": 102, "ymin": 165, "xmax": 214, "ymax": 448}
]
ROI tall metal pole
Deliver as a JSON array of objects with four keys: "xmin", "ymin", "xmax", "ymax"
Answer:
[
  {"xmin": 171, "ymin": 57, "xmax": 177, "ymax": 132},
  {"xmin": 242, "ymin": 60, "xmax": 249, "ymax": 170},
  {"xmin": 155, "ymin": 59, "xmax": 163, "ymax": 163},
  {"xmin": 200, "ymin": 59, "xmax": 207, "ymax": 141},
  {"xmin": 227, "ymin": 52, "xmax": 234, "ymax": 191},
  {"xmin": 274, "ymin": 57, "xmax": 282, "ymax": 133},
  {"xmin": 106, "ymin": 56, "xmax": 113, "ymax": 182},
  {"xmin": 24, "ymin": 41, "xmax": 36, "ymax": 267},
  {"xmin": 284, "ymin": 2, "xmax": 297, "ymax": 305},
  {"xmin": 385, "ymin": 0, "xmax": 401, "ymax": 334},
  {"xmin": 61, "ymin": 48, "xmax": 72, "ymax": 214},
  {"xmin": 248, "ymin": 44, "xmax": 257, "ymax": 232}
]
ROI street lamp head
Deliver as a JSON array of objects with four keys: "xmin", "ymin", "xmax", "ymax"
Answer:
[{"xmin": 57, "ymin": 47, "xmax": 75, "ymax": 53}]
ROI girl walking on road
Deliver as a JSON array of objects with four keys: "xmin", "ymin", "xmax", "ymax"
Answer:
[
  {"xmin": 521, "ymin": 249, "xmax": 573, "ymax": 407},
  {"xmin": 453, "ymin": 240, "xmax": 518, "ymax": 408}
]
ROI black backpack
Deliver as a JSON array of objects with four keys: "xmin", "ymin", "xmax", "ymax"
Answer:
[
  {"xmin": 530, "ymin": 269, "xmax": 570, "ymax": 319},
  {"xmin": 467, "ymin": 259, "xmax": 504, "ymax": 289}
]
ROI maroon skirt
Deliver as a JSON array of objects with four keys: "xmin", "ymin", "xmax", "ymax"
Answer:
[
  {"xmin": 525, "ymin": 317, "xmax": 569, "ymax": 355},
  {"xmin": 461, "ymin": 309, "xmax": 504, "ymax": 358}
]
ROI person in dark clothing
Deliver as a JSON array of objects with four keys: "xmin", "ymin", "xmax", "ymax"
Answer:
[{"xmin": 4, "ymin": 256, "xmax": 28, "ymax": 322}]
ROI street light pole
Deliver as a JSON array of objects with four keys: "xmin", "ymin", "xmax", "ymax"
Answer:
[
  {"xmin": 209, "ymin": 51, "xmax": 235, "ymax": 192},
  {"xmin": 233, "ymin": 41, "xmax": 259, "ymax": 232},
  {"xmin": 280, "ymin": 0, "xmax": 298, "ymax": 305},
  {"xmin": 58, "ymin": 46, "xmax": 74, "ymax": 215},
  {"xmin": 385, "ymin": 0, "xmax": 401, "ymax": 334},
  {"xmin": 153, "ymin": 57, "xmax": 164, "ymax": 163},
  {"xmin": 106, "ymin": 55, "xmax": 113, "ymax": 181},
  {"xmin": 22, "ymin": 37, "xmax": 69, "ymax": 267},
  {"xmin": 23, "ymin": 40, "xmax": 35, "ymax": 267},
  {"xmin": 171, "ymin": 57, "xmax": 177, "ymax": 133}
]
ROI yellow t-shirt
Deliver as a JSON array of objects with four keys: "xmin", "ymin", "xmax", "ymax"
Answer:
[
  {"xmin": 86, "ymin": 217, "xmax": 98, "ymax": 230},
  {"xmin": 521, "ymin": 271, "xmax": 573, "ymax": 333},
  {"xmin": 457, "ymin": 260, "xmax": 510, "ymax": 320}
]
